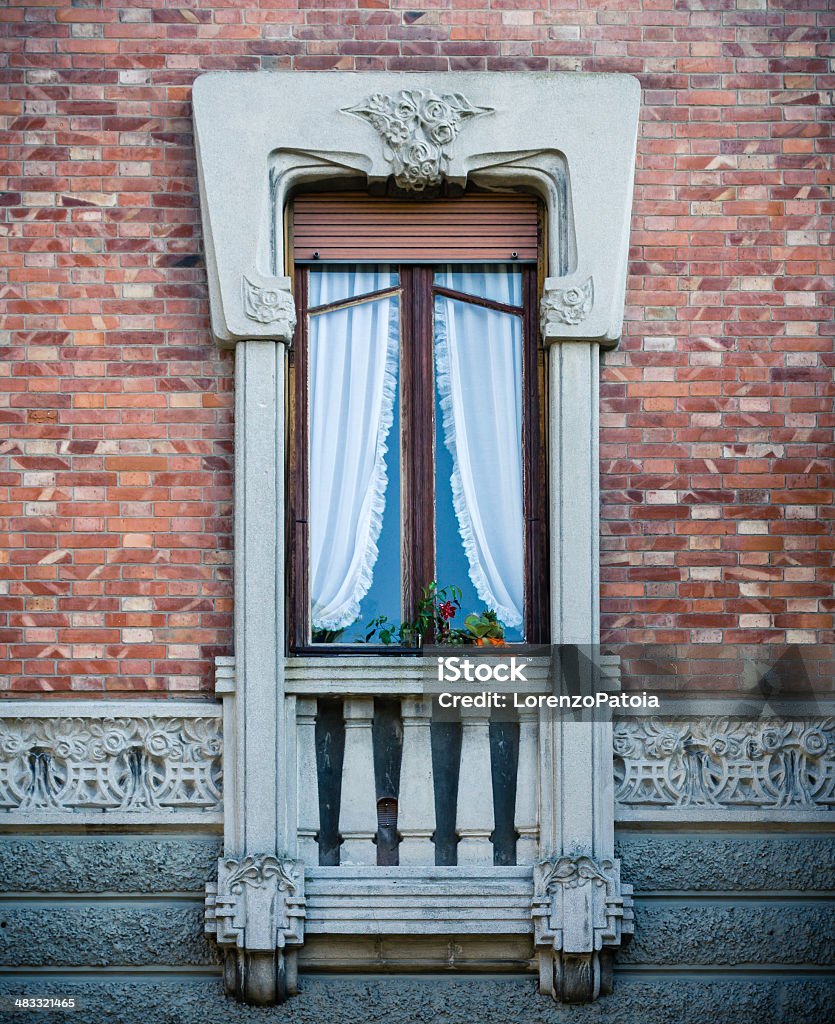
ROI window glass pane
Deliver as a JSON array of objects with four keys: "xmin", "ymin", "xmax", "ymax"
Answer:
[
  {"xmin": 309, "ymin": 264, "xmax": 397, "ymax": 307},
  {"xmin": 434, "ymin": 273, "xmax": 525, "ymax": 643},
  {"xmin": 434, "ymin": 264, "xmax": 523, "ymax": 307},
  {"xmin": 308, "ymin": 268, "xmax": 401, "ymax": 644}
]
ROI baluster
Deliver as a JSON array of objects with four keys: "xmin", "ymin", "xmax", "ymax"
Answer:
[
  {"xmin": 296, "ymin": 697, "xmax": 319, "ymax": 864},
  {"xmin": 456, "ymin": 706, "xmax": 494, "ymax": 863},
  {"xmin": 515, "ymin": 705, "xmax": 539, "ymax": 863},
  {"xmin": 338, "ymin": 697, "xmax": 377, "ymax": 865},
  {"xmin": 397, "ymin": 696, "xmax": 435, "ymax": 864}
]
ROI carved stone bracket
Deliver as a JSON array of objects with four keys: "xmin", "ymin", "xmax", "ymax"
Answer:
[
  {"xmin": 540, "ymin": 275, "xmax": 595, "ymax": 339},
  {"xmin": 241, "ymin": 275, "xmax": 296, "ymax": 340},
  {"xmin": 532, "ymin": 854, "xmax": 634, "ymax": 1003},
  {"xmin": 205, "ymin": 854, "xmax": 306, "ymax": 1005}
]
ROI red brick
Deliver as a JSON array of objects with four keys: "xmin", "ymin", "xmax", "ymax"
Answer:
[{"xmin": 0, "ymin": 0, "xmax": 831, "ymax": 698}]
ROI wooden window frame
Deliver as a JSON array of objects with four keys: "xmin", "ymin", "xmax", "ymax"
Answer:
[{"xmin": 287, "ymin": 263, "xmax": 549, "ymax": 653}]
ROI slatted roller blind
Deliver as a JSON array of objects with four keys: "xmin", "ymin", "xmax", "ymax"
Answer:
[{"xmin": 292, "ymin": 192, "xmax": 539, "ymax": 263}]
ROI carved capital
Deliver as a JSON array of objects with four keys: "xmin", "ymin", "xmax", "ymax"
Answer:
[
  {"xmin": 242, "ymin": 276, "xmax": 296, "ymax": 341},
  {"xmin": 343, "ymin": 88, "xmax": 492, "ymax": 192},
  {"xmin": 532, "ymin": 854, "xmax": 634, "ymax": 1003},
  {"xmin": 205, "ymin": 854, "xmax": 305, "ymax": 1005},
  {"xmin": 540, "ymin": 276, "xmax": 595, "ymax": 341}
]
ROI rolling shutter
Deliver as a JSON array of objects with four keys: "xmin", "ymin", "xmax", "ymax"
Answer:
[{"xmin": 291, "ymin": 192, "xmax": 539, "ymax": 263}]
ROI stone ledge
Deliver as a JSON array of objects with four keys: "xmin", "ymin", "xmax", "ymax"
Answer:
[{"xmin": 305, "ymin": 865, "xmax": 533, "ymax": 935}]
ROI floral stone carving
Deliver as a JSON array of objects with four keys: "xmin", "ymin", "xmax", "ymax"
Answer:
[
  {"xmin": 540, "ymin": 277, "xmax": 594, "ymax": 332},
  {"xmin": 343, "ymin": 89, "xmax": 492, "ymax": 191},
  {"xmin": 0, "ymin": 715, "xmax": 222, "ymax": 815},
  {"xmin": 532, "ymin": 855, "xmax": 634, "ymax": 1004},
  {"xmin": 242, "ymin": 276, "xmax": 297, "ymax": 335},
  {"xmin": 205, "ymin": 855, "xmax": 306, "ymax": 1005},
  {"xmin": 613, "ymin": 716, "xmax": 835, "ymax": 810}
]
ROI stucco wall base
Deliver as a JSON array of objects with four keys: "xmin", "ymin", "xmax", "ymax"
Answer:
[{"xmin": 0, "ymin": 976, "xmax": 833, "ymax": 1024}]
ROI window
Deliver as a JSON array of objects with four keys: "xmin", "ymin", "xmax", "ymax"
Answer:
[{"xmin": 287, "ymin": 196, "xmax": 548, "ymax": 649}]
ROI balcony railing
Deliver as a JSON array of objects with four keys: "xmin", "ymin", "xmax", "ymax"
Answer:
[{"xmin": 285, "ymin": 657, "xmax": 548, "ymax": 871}]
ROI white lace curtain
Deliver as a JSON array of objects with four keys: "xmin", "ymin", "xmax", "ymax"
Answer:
[
  {"xmin": 434, "ymin": 267, "xmax": 524, "ymax": 628},
  {"xmin": 308, "ymin": 268, "xmax": 399, "ymax": 631}
]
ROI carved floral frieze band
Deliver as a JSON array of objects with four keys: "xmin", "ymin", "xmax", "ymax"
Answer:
[
  {"xmin": 242, "ymin": 276, "xmax": 297, "ymax": 335},
  {"xmin": 614, "ymin": 716, "xmax": 835, "ymax": 809},
  {"xmin": 343, "ymin": 89, "xmax": 492, "ymax": 191},
  {"xmin": 0, "ymin": 715, "xmax": 222, "ymax": 814},
  {"xmin": 541, "ymin": 277, "xmax": 594, "ymax": 332}
]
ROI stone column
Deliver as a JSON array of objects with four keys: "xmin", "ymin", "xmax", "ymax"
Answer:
[
  {"xmin": 339, "ymin": 697, "xmax": 378, "ymax": 865},
  {"xmin": 205, "ymin": 327, "xmax": 307, "ymax": 1006},
  {"xmin": 533, "ymin": 308, "xmax": 632, "ymax": 1003},
  {"xmin": 398, "ymin": 696, "xmax": 436, "ymax": 865},
  {"xmin": 232, "ymin": 340, "xmax": 286, "ymax": 857}
]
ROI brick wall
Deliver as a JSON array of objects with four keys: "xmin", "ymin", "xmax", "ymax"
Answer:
[{"xmin": 1, "ymin": 1, "xmax": 832, "ymax": 694}]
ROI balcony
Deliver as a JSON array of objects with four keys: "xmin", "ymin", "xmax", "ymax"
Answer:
[{"xmin": 279, "ymin": 656, "xmax": 541, "ymax": 970}]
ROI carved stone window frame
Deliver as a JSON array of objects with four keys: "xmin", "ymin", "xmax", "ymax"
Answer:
[{"xmin": 194, "ymin": 71, "xmax": 641, "ymax": 1006}]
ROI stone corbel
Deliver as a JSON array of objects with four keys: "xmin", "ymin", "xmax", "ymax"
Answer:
[
  {"xmin": 540, "ymin": 272, "xmax": 595, "ymax": 343},
  {"xmin": 532, "ymin": 854, "xmax": 634, "ymax": 1003},
  {"xmin": 205, "ymin": 854, "xmax": 306, "ymax": 1006},
  {"xmin": 241, "ymin": 274, "xmax": 296, "ymax": 340}
]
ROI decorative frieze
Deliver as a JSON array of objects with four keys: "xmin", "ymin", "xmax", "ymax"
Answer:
[
  {"xmin": 205, "ymin": 854, "xmax": 305, "ymax": 1005},
  {"xmin": 0, "ymin": 705, "xmax": 222, "ymax": 823},
  {"xmin": 614, "ymin": 716, "xmax": 835, "ymax": 812},
  {"xmin": 532, "ymin": 855, "xmax": 634, "ymax": 1003},
  {"xmin": 343, "ymin": 89, "xmax": 492, "ymax": 191}
]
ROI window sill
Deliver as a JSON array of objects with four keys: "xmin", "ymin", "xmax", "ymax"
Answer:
[
  {"xmin": 285, "ymin": 655, "xmax": 430, "ymax": 696},
  {"xmin": 283, "ymin": 654, "xmax": 557, "ymax": 697}
]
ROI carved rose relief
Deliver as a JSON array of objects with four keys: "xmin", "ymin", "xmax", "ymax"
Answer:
[
  {"xmin": 343, "ymin": 89, "xmax": 492, "ymax": 191},
  {"xmin": 242, "ymin": 277, "xmax": 297, "ymax": 333},
  {"xmin": 541, "ymin": 277, "xmax": 594, "ymax": 330}
]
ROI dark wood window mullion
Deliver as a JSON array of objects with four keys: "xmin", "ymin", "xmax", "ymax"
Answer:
[
  {"xmin": 288, "ymin": 265, "xmax": 310, "ymax": 650},
  {"xmin": 523, "ymin": 265, "xmax": 549, "ymax": 644},
  {"xmin": 401, "ymin": 266, "xmax": 436, "ymax": 632}
]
